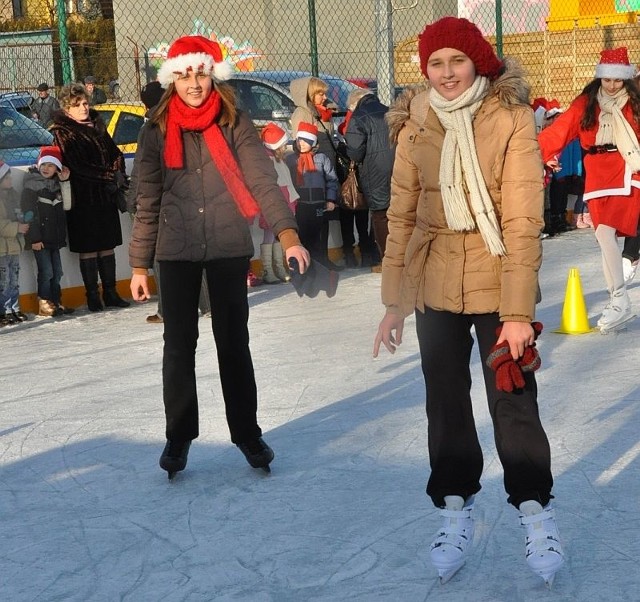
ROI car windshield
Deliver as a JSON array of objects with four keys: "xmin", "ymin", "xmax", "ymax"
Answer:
[{"xmin": 0, "ymin": 106, "xmax": 53, "ymax": 150}]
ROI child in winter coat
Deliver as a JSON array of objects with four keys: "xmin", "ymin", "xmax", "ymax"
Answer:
[
  {"xmin": 259, "ymin": 122, "xmax": 299, "ymax": 283},
  {"xmin": 0, "ymin": 161, "xmax": 30, "ymax": 326},
  {"xmin": 374, "ymin": 17, "xmax": 562, "ymax": 586},
  {"xmin": 21, "ymin": 146, "xmax": 74, "ymax": 317},
  {"xmin": 286, "ymin": 122, "xmax": 339, "ymax": 264}
]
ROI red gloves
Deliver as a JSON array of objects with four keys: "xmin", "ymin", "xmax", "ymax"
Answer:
[{"xmin": 486, "ymin": 322, "xmax": 542, "ymax": 393}]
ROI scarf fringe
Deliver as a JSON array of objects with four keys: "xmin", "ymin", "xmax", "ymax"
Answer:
[{"xmin": 430, "ymin": 77, "xmax": 506, "ymax": 257}]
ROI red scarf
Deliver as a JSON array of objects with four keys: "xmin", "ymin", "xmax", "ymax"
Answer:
[
  {"xmin": 338, "ymin": 110, "xmax": 353, "ymax": 136},
  {"xmin": 315, "ymin": 104, "xmax": 333, "ymax": 122},
  {"xmin": 296, "ymin": 151, "xmax": 316, "ymax": 186},
  {"xmin": 164, "ymin": 91, "xmax": 260, "ymax": 219}
]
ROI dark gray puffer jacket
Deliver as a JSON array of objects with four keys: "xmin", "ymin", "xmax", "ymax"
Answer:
[{"xmin": 129, "ymin": 110, "xmax": 298, "ymax": 269}]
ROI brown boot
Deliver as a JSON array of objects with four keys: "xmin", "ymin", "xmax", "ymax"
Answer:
[{"xmin": 38, "ymin": 298, "xmax": 60, "ymax": 317}]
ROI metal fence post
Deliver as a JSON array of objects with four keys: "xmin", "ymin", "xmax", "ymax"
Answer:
[
  {"xmin": 495, "ymin": 0, "xmax": 503, "ymax": 58},
  {"xmin": 307, "ymin": 0, "xmax": 319, "ymax": 76},
  {"xmin": 375, "ymin": 0, "xmax": 395, "ymax": 106},
  {"xmin": 56, "ymin": 0, "xmax": 72, "ymax": 84}
]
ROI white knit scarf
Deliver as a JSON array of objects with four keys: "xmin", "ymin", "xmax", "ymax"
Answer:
[
  {"xmin": 596, "ymin": 87, "xmax": 640, "ymax": 172},
  {"xmin": 429, "ymin": 76, "xmax": 506, "ymax": 256}
]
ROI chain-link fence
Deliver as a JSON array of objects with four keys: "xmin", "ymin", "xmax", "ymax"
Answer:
[{"xmin": 3, "ymin": 1, "xmax": 640, "ymax": 131}]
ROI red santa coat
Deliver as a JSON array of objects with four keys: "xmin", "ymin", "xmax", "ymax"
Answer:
[{"xmin": 538, "ymin": 94, "xmax": 640, "ymax": 236}]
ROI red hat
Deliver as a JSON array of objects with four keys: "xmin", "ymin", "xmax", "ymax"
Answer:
[
  {"xmin": 0, "ymin": 160, "xmax": 10, "ymax": 181},
  {"xmin": 37, "ymin": 146, "xmax": 63, "ymax": 171},
  {"xmin": 157, "ymin": 35, "xmax": 233, "ymax": 88},
  {"xmin": 418, "ymin": 17, "xmax": 504, "ymax": 81},
  {"xmin": 261, "ymin": 122, "xmax": 289, "ymax": 150},
  {"xmin": 296, "ymin": 122, "xmax": 318, "ymax": 146},
  {"xmin": 595, "ymin": 47, "xmax": 636, "ymax": 80}
]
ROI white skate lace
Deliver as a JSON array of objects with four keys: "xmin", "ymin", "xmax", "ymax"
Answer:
[
  {"xmin": 431, "ymin": 507, "xmax": 474, "ymax": 554},
  {"xmin": 520, "ymin": 507, "xmax": 563, "ymax": 560}
]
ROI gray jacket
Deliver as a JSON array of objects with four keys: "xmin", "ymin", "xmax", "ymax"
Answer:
[{"xmin": 129, "ymin": 111, "xmax": 297, "ymax": 268}]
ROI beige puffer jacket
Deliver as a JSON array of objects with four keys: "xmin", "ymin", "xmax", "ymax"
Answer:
[{"xmin": 382, "ymin": 60, "xmax": 544, "ymax": 322}]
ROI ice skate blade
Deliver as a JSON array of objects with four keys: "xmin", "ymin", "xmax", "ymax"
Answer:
[
  {"xmin": 437, "ymin": 562, "xmax": 464, "ymax": 584},
  {"xmin": 260, "ymin": 465, "xmax": 271, "ymax": 474},
  {"xmin": 598, "ymin": 313, "xmax": 636, "ymax": 334}
]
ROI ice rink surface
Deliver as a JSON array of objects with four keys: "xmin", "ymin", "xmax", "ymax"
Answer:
[{"xmin": 1, "ymin": 229, "xmax": 639, "ymax": 601}]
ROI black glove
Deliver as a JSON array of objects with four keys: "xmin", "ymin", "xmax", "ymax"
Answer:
[{"xmin": 288, "ymin": 257, "xmax": 339, "ymax": 299}]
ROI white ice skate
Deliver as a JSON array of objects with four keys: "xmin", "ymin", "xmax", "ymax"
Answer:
[
  {"xmin": 430, "ymin": 496, "xmax": 474, "ymax": 584},
  {"xmin": 597, "ymin": 286, "xmax": 636, "ymax": 334},
  {"xmin": 623, "ymin": 257, "xmax": 638, "ymax": 285},
  {"xmin": 519, "ymin": 501, "xmax": 564, "ymax": 588}
]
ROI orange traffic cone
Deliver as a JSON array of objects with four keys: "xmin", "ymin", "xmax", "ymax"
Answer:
[{"xmin": 554, "ymin": 267, "xmax": 596, "ymax": 334}]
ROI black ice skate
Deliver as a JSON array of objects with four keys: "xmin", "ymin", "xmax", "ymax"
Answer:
[
  {"xmin": 237, "ymin": 437, "xmax": 274, "ymax": 473},
  {"xmin": 159, "ymin": 440, "xmax": 191, "ymax": 480}
]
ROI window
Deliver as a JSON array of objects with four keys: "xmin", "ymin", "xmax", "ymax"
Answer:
[{"xmin": 112, "ymin": 112, "xmax": 144, "ymax": 146}]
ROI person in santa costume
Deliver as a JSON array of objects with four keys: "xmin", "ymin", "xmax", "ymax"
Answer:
[
  {"xmin": 539, "ymin": 47, "xmax": 640, "ymax": 331},
  {"xmin": 128, "ymin": 35, "xmax": 309, "ymax": 478}
]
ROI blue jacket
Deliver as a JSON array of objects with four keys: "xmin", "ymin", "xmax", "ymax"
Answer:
[{"xmin": 286, "ymin": 149, "xmax": 338, "ymax": 204}]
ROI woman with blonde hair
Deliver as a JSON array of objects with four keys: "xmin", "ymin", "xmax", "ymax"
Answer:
[{"xmin": 129, "ymin": 36, "xmax": 309, "ymax": 478}]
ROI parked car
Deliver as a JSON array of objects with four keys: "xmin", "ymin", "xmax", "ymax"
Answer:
[
  {"xmin": 227, "ymin": 71, "xmax": 361, "ymax": 135},
  {"xmin": 94, "ymin": 102, "xmax": 146, "ymax": 156},
  {"xmin": 0, "ymin": 105, "xmax": 54, "ymax": 168},
  {"xmin": 0, "ymin": 91, "xmax": 35, "ymax": 119}
]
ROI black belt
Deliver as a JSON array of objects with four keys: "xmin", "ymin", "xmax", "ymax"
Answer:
[{"xmin": 586, "ymin": 144, "xmax": 617, "ymax": 154}]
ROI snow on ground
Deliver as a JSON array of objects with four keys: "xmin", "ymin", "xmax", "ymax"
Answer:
[{"xmin": 1, "ymin": 229, "xmax": 639, "ymax": 601}]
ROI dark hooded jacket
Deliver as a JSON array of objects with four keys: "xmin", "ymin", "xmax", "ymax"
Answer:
[{"xmin": 344, "ymin": 93, "xmax": 395, "ymax": 211}]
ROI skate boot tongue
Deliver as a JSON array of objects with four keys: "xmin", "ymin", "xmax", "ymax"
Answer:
[
  {"xmin": 430, "ymin": 496, "xmax": 474, "ymax": 583},
  {"xmin": 519, "ymin": 502, "xmax": 564, "ymax": 587}
]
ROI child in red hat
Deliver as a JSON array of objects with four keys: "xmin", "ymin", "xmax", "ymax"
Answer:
[
  {"xmin": 374, "ymin": 16, "xmax": 562, "ymax": 587},
  {"xmin": 285, "ymin": 121, "xmax": 339, "ymax": 265},
  {"xmin": 259, "ymin": 122, "xmax": 299, "ymax": 283},
  {"xmin": 20, "ymin": 146, "xmax": 74, "ymax": 317},
  {"xmin": 129, "ymin": 35, "xmax": 309, "ymax": 479},
  {"xmin": 540, "ymin": 46, "xmax": 640, "ymax": 332}
]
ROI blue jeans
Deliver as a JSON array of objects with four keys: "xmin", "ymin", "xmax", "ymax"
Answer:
[
  {"xmin": 0, "ymin": 254, "xmax": 21, "ymax": 314},
  {"xmin": 34, "ymin": 248, "xmax": 63, "ymax": 303}
]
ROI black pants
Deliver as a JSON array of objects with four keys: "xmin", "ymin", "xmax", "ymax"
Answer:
[
  {"xmin": 159, "ymin": 257, "xmax": 261, "ymax": 445},
  {"xmin": 296, "ymin": 203, "xmax": 325, "ymax": 263},
  {"xmin": 339, "ymin": 207, "xmax": 374, "ymax": 254},
  {"xmin": 415, "ymin": 309, "xmax": 553, "ymax": 509}
]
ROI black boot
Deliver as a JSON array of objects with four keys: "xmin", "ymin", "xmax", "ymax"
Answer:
[
  {"xmin": 97, "ymin": 254, "xmax": 130, "ymax": 308},
  {"xmin": 159, "ymin": 440, "xmax": 192, "ymax": 480},
  {"xmin": 237, "ymin": 437, "xmax": 274, "ymax": 473},
  {"xmin": 343, "ymin": 249, "xmax": 358, "ymax": 268},
  {"xmin": 79, "ymin": 257, "xmax": 104, "ymax": 312}
]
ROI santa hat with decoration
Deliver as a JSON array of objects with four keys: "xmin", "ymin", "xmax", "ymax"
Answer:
[
  {"xmin": 595, "ymin": 47, "xmax": 636, "ymax": 80},
  {"xmin": 37, "ymin": 146, "xmax": 63, "ymax": 171},
  {"xmin": 157, "ymin": 35, "xmax": 234, "ymax": 88}
]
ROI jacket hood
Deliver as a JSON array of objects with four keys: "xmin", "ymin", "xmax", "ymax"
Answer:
[
  {"xmin": 386, "ymin": 57, "xmax": 531, "ymax": 144},
  {"xmin": 290, "ymin": 77, "xmax": 313, "ymax": 109}
]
